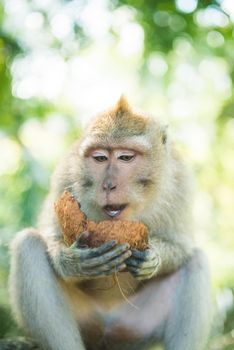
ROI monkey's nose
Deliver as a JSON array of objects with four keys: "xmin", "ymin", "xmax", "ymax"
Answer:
[{"xmin": 103, "ymin": 179, "xmax": 116, "ymax": 191}]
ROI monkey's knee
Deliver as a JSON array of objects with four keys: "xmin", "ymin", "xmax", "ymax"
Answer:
[
  {"xmin": 191, "ymin": 247, "xmax": 209, "ymax": 263},
  {"xmin": 10, "ymin": 228, "xmax": 48, "ymax": 274},
  {"xmin": 10, "ymin": 228, "xmax": 49, "ymax": 287},
  {"xmin": 11, "ymin": 228, "xmax": 46, "ymax": 255},
  {"xmin": 10, "ymin": 227, "xmax": 46, "ymax": 266}
]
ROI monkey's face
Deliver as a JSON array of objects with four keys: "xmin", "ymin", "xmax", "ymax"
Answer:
[
  {"xmin": 67, "ymin": 97, "xmax": 169, "ymax": 222},
  {"xmin": 77, "ymin": 143, "xmax": 158, "ymax": 221}
]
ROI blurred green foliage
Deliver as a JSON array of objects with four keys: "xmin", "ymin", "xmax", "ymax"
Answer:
[{"xmin": 0, "ymin": 0, "xmax": 234, "ymax": 348}]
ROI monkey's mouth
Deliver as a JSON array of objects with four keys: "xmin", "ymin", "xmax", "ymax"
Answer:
[{"xmin": 103, "ymin": 204, "xmax": 128, "ymax": 219}]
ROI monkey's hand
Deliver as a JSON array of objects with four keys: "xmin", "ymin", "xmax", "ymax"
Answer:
[
  {"xmin": 57, "ymin": 233, "xmax": 132, "ymax": 280},
  {"xmin": 125, "ymin": 244, "xmax": 161, "ymax": 280}
]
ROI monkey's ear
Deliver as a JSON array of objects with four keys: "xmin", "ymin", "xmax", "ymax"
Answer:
[
  {"xmin": 115, "ymin": 95, "xmax": 131, "ymax": 115},
  {"xmin": 161, "ymin": 125, "xmax": 168, "ymax": 144}
]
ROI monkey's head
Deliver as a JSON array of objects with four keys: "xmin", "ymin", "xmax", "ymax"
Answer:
[{"xmin": 58, "ymin": 96, "xmax": 169, "ymax": 223}]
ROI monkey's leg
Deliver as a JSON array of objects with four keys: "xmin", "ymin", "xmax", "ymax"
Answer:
[
  {"xmin": 103, "ymin": 249, "xmax": 211, "ymax": 350},
  {"xmin": 164, "ymin": 248, "xmax": 211, "ymax": 350},
  {"xmin": 103, "ymin": 270, "xmax": 180, "ymax": 350},
  {"xmin": 9, "ymin": 228, "xmax": 85, "ymax": 350}
]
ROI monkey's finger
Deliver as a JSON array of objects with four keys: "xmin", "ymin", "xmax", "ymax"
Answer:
[
  {"xmin": 83, "ymin": 263, "xmax": 126, "ymax": 277},
  {"xmin": 134, "ymin": 268, "xmax": 158, "ymax": 280},
  {"xmin": 82, "ymin": 249, "xmax": 131, "ymax": 269},
  {"xmin": 132, "ymin": 248, "xmax": 156, "ymax": 261},
  {"xmin": 85, "ymin": 251, "xmax": 132, "ymax": 272},
  {"xmin": 126, "ymin": 257, "xmax": 158, "ymax": 269},
  {"xmin": 125, "ymin": 257, "xmax": 142, "ymax": 267},
  {"xmin": 131, "ymin": 249, "xmax": 147, "ymax": 260},
  {"xmin": 128, "ymin": 266, "xmax": 157, "ymax": 280},
  {"xmin": 127, "ymin": 265, "xmax": 156, "ymax": 274},
  {"xmin": 81, "ymin": 244, "xmax": 131, "ymax": 268},
  {"xmin": 80, "ymin": 240, "xmax": 118, "ymax": 258},
  {"xmin": 75, "ymin": 231, "xmax": 91, "ymax": 248}
]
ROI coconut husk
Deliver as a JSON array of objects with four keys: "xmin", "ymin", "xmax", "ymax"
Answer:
[{"xmin": 54, "ymin": 191, "xmax": 148, "ymax": 250}]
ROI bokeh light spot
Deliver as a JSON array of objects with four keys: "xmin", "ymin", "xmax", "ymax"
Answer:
[{"xmin": 176, "ymin": 0, "xmax": 198, "ymax": 13}]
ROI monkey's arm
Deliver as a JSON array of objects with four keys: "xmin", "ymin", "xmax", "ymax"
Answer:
[
  {"xmin": 47, "ymin": 233, "xmax": 132, "ymax": 281},
  {"xmin": 126, "ymin": 235, "xmax": 194, "ymax": 280}
]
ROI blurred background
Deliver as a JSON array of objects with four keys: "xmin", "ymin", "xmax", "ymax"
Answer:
[{"xmin": 0, "ymin": 0, "xmax": 233, "ymax": 348}]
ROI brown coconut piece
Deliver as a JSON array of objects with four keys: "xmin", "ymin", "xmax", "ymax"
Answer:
[
  {"xmin": 54, "ymin": 191, "xmax": 148, "ymax": 250},
  {"xmin": 54, "ymin": 191, "xmax": 87, "ymax": 246}
]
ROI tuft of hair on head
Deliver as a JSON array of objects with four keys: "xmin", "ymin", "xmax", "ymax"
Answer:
[
  {"xmin": 114, "ymin": 95, "xmax": 131, "ymax": 116},
  {"xmin": 87, "ymin": 95, "xmax": 149, "ymax": 138},
  {"xmin": 115, "ymin": 94, "xmax": 131, "ymax": 111}
]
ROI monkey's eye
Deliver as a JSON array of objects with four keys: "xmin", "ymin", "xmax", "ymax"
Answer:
[
  {"xmin": 93, "ymin": 155, "xmax": 108, "ymax": 162},
  {"xmin": 118, "ymin": 155, "xmax": 135, "ymax": 162}
]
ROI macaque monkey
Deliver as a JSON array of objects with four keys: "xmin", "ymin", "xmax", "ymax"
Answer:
[{"xmin": 9, "ymin": 96, "xmax": 211, "ymax": 350}]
